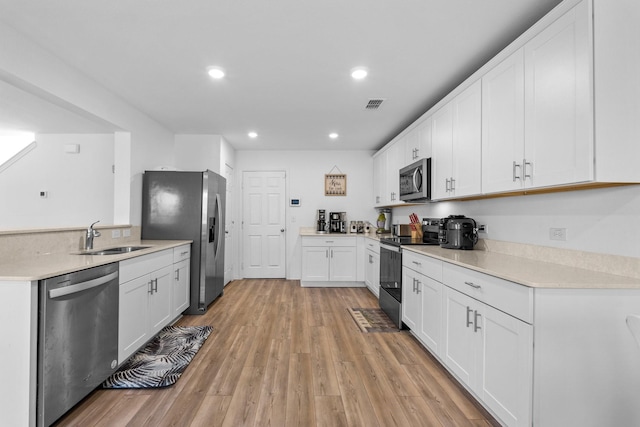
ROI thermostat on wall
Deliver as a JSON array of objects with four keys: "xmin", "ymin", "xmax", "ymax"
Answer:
[{"xmin": 290, "ymin": 198, "xmax": 301, "ymax": 207}]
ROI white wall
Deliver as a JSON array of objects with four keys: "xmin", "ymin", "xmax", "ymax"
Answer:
[
  {"xmin": 0, "ymin": 134, "xmax": 114, "ymax": 229},
  {"xmin": 236, "ymin": 150, "xmax": 377, "ymax": 279},
  {"xmin": 0, "ymin": 22, "xmax": 175, "ymax": 228},
  {"xmin": 393, "ymin": 184, "xmax": 640, "ymax": 259}
]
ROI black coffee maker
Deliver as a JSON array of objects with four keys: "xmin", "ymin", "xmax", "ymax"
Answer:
[{"xmin": 317, "ymin": 210, "xmax": 327, "ymax": 234}]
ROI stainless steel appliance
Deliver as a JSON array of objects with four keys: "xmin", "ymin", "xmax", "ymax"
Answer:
[
  {"xmin": 142, "ymin": 170, "xmax": 226, "ymax": 314},
  {"xmin": 439, "ymin": 215, "xmax": 478, "ymax": 250},
  {"xmin": 317, "ymin": 209, "xmax": 327, "ymax": 233},
  {"xmin": 38, "ymin": 263, "xmax": 119, "ymax": 427},
  {"xmin": 378, "ymin": 235, "xmax": 429, "ymax": 328},
  {"xmin": 422, "ymin": 218, "xmax": 441, "ymax": 244},
  {"xmin": 329, "ymin": 211, "xmax": 346, "ymax": 233},
  {"xmin": 399, "ymin": 158, "xmax": 432, "ymax": 201}
]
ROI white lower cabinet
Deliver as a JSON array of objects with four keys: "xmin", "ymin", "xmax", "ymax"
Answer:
[
  {"xmin": 402, "ymin": 250, "xmax": 443, "ymax": 356},
  {"xmin": 443, "ymin": 286, "xmax": 532, "ymax": 427},
  {"xmin": 301, "ymin": 236, "xmax": 358, "ymax": 286},
  {"xmin": 119, "ymin": 248, "xmax": 190, "ymax": 363},
  {"xmin": 172, "ymin": 245, "xmax": 191, "ymax": 316},
  {"xmin": 403, "ymin": 250, "xmax": 532, "ymax": 427},
  {"xmin": 363, "ymin": 239, "xmax": 380, "ymax": 296}
]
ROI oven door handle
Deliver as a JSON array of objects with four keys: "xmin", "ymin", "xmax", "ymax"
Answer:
[
  {"xmin": 380, "ymin": 243, "xmax": 401, "ymax": 253},
  {"xmin": 48, "ymin": 271, "xmax": 118, "ymax": 299}
]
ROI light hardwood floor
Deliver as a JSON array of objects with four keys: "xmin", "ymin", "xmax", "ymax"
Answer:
[{"xmin": 57, "ymin": 279, "xmax": 498, "ymax": 426}]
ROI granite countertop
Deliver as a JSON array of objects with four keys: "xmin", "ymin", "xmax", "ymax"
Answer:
[
  {"xmin": 0, "ymin": 240, "xmax": 192, "ymax": 281},
  {"xmin": 299, "ymin": 227, "xmax": 387, "ymax": 239},
  {"xmin": 402, "ymin": 245, "xmax": 640, "ymax": 290}
]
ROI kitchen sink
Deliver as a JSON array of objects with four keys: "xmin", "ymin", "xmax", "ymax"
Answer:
[{"xmin": 80, "ymin": 246, "xmax": 150, "ymax": 255}]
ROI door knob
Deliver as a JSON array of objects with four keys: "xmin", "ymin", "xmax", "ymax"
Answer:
[{"xmin": 281, "ymin": 229, "xmax": 285, "ymax": 232}]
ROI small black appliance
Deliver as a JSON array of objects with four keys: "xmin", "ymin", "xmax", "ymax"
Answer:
[{"xmin": 439, "ymin": 215, "xmax": 478, "ymax": 250}]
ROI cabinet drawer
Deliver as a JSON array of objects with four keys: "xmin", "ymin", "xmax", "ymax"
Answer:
[
  {"xmin": 402, "ymin": 250, "xmax": 442, "ymax": 282},
  {"xmin": 364, "ymin": 238, "xmax": 380, "ymax": 254},
  {"xmin": 442, "ymin": 263, "xmax": 533, "ymax": 324},
  {"xmin": 173, "ymin": 245, "xmax": 191, "ymax": 263},
  {"xmin": 120, "ymin": 249, "xmax": 174, "ymax": 284},
  {"xmin": 302, "ymin": 236, "xmax": 356, "ymax": 247}
]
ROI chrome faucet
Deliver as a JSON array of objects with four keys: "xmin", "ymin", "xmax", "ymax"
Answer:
[{"xmin": 85, "ymin": 220, "xmax": 101, "ymax": 250}]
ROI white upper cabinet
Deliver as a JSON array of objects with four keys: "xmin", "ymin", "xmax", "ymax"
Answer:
[
  {"xmin": 483, "ymin": 0, "xmax": 592, "ymax": 194},
  {"xmin": 403, "ymin": 118, "xmax": 432, "ymax": 166},
  {"xmin": 482, "ymin": 49, "xmax": 526, "ymax": 194},
  {"xmin": 433, "ymin": 80, "xmax": 482, "ymax": 200},
  {"xmin": 523, "ymin": 0, "xmax": 592, "ymax": 188}
]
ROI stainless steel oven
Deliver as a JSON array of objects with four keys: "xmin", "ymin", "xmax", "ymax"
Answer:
[{"xmin": 379, "ymin": 240, "xmax": 403, "ymax": 328}]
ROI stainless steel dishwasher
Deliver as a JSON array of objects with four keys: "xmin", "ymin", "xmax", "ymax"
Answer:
[{"xmin": 37, "ymin": 263, "xmax": 119, "ymax": 426}]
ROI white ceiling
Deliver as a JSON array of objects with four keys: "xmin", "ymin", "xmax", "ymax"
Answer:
[{"xmin": 0, "ymin": 0, "xmax": 563, "ymax": 151}]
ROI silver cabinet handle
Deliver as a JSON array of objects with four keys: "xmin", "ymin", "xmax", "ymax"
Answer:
[
  {"xmin": 153, "ymin": 278, "xmax": 158, "ymax": 293},
  {"xmin": 445, "ymin": 178, "xmax": 451, "ymax": 192},
  {"xmin": 466, "ymin": 306, "xmax": 473, "ymax": 328},
  {"xmin": 474, "ymin": 310, "xmax": 482, "ymax": 332},
  {"xmin": 369, "ymin": 254, "xmax": 373, "ymax": 263},
  {"xmin": 175, "ymin": 269, "xmax": 180, "ymax": 281},
  {"xmin": 524, "ymin": 158, "xmax": 533, "ymax": 180},
  {"xmin": 148, "ymin": 280, "xmax": 154, "ymax": 294},
  {"xmin": 325, "ymin": 249, "xmax": 329, "ymax": 258},
  {"xmin": 412, "ymin": 261, "xmax": 422, "ymax": 267},
  {"xmin": 415, "ymin": 280, "xmax": 421, "ymax": 294},
  {"xmin": 513, "ymin": 161, "xmax": 522, "ymax": 182},
  {"xmin": 450, "ymin": 177, "xmax": 456, "ymax": 191},
  {"xmin": 465, "ymin": 281, "xmax": 481, "ymax": 289}
]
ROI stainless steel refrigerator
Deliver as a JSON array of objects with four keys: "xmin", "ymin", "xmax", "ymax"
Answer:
[{"xmin": 142, "ymin": 170, "xmax": 226, "ymax": 314}]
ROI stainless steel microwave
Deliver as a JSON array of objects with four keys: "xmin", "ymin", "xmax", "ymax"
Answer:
[{"xmin": 399, "ymin": 158, "xmax": 431, "ymax": 201}]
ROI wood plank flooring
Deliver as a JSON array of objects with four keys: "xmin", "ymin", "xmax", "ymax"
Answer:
[{"xmin": 56, "ymin": 279, "xmax": 498, "ymax": 427}]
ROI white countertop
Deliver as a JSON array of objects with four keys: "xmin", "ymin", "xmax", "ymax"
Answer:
[
  {"xmin": 0, "ymin": 240, "xmax": 191, "ymax": 281},
  {"xmin": 298, "ymin": 226, "xmax": 640, "ymax": 289},
  {"xmin": 402, "ymin": 245, "xmax": 640, "ymax": 289}
]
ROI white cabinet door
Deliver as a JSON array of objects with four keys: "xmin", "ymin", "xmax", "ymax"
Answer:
[
  {"xmin": 329, "ymin": 246, "xmax": 357, "ymax": 281},
  {"xmin": 478, "ymin": 304, "xmax": 533, "ymax": 427},
  {"xmin": 386, "ymin": 142, "xmax": 402, "ymax": 204},
  {"xmin": 373, "ymin": 152, "xmax": 386, "ymax": 206},
  {"xmin": 403, "ymin": 127, "xmax": 419, "ymax": 165},
  {"xmin": 173, "ymin": 258, "xmax": 190, "ymax": 316},
  {"xmin": 147, "ymin": 265, "xmax": 173, "ymax": 336},
  {"xmin": 524, "ymin": 0, "xmax": 592, "ymax": 188},
  {"xmin": 443, "ymin": 286, "xmax": 477, "ymax": 389},
  {"xmin": 432, "ymin": 103, "xmax": 454, "ymax": 200},
  {"xmin": 416, "ymin": 117, "xmax": 432, "ymax": 161},
  {"xmin": 402, "ymin": 268, "xmax": 421, "ymax": 331},
  {"xmin": 419, "ymin": 276, "xmax": 442, "ymax": 357},
  {"xmin": 301, "ymin": 247, "xmax": 329, "ymax": 281},
  {"xmin": 119, "ymin": 274, "xmax": 151, "ymax": 363},
  {"xmin": 364, "ymin": 248, "xmax": 380, "ymax": 296},
  {"xmin": 482, "ymin": 50, "xmax": 526, "ymax": 194},
  {"xmin": 451, "ymin": 80, "xmax": 482, "ymax": 198}
]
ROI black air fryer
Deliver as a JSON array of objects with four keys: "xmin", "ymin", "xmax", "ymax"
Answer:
[{"xmin": 439, "ymin": 215, "xmax": 478, "ymax": 250}]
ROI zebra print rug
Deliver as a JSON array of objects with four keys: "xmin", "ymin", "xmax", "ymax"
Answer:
[{"xmin": 102, "ymin": 325, "xmax": 213, "ymax": 389}]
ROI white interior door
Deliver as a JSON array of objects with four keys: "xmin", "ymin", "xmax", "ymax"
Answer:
[
  {"xmin": 224, "ymin": 163, "xmax": 234, "ymax": 285},
  {"xmin": 242, "ymin": 171, "xmax": 286, "ymax": 278}
]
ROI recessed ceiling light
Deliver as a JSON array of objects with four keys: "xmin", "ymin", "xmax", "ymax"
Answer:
[
  {"xmin": 248, "ymin": 131, "xmax": 258, "ymax": 138},
  {"xmin": 351, "ymin": 67, "xmax": 368, "ymax": 80},
  {"xmin": 207, "ymin": 66, "xmax": 225, "ymax": 79},
  {"xmin": 329, "ymin": 133, "xmax": 339, "ymax": 139}
]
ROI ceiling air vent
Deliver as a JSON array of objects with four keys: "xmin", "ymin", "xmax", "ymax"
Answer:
[{"xmin": 365, "ymin": 98, "xmax": 385, "ymax": 110}]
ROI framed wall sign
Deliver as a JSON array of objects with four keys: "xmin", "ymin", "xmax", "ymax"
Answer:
[{"xmin": 325, "ymin": 173, "xmax": 347, "ymax": 196}]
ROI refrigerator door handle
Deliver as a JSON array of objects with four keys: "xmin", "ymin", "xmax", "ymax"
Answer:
[
  {"xmin": 208, "ymin": 217, "xmax": 215, "ymax": 243},
  {"xmin": 214, "ymin": 193, "xmax": 223, "ymax": 257}
]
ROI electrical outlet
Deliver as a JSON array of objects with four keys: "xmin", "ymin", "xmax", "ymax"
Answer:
[
  {"xmin": 478, "ymin": 224, "xmax": 487, "ymax": 233},
  {"xmin": 550, "ymin": 228, "xmax": 567, "ymax": 241},
  {"xmin": 111, "ymin": 229, "xmax": 121, "ymax": 238},
  {"xmin": 122, "ymin": 229, "xmax": 131, "ymax": 237}
]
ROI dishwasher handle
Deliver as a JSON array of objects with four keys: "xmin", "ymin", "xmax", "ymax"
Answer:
[{"xmin": 48, "ymin": 271, "xmax": 118, "ymax": 299}]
